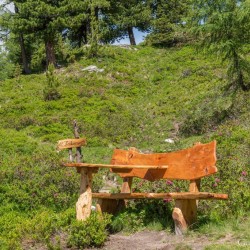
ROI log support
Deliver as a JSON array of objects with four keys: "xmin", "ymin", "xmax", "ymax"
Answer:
[
  {"xmin": 76, "ymin": 167, "xmax": 93, "ymax": 220},
  {"xmin": 96, "ymin": 199, "xmax": 118, "ymax": 214},
  {"xmin": 172, "ymin": 179, "xmax": 200, "ymax": 235},
  {"xmin": 117, "ymin": 177, "xmax": 133, "ymax": 211},
  {"xmin": 96, "ymin": 177, "xmax": 133, "ymax": 215}
]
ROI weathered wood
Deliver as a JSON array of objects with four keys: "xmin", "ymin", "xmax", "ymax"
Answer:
[
  {"xmin": 92, "ymin": 192, "xmax": 228, "ymax": 200},
  {"xmin": 57, "ymin": 138, "xmax": 86, "ymax": 150},
  {"xmin": 72, "ymin": 120, "xmax": 92, "ymax": 221},
  {"xmin": 172, "ymin": 206, "xmax": 188, "ymax": 235},
  {"xmin": 173, "ymin": 179, "xmax": 201, "ymax": 235},
  {"xmin": 189, "ymin": 179, "xmax": 201, "ymax": 206},
  {"xmin": 117, "ymin": 177, "xmax": 133, "ymax": 211},
  {"xmin": 189, "ymin": 179, "xmax": 201, "ymax": 193},
  {"xmin": 68, "ymin": 148, "xmax": 73, "ymax": 162},
  {"xmin": 63, "ymin": 163, "xmax": 168, "ymax": 169},
  {"xmin": 96, "ymin": 199, "xmax": 118, "ymax": 214},
  {"xmin": 110, "ymin": 141, "xmax": 217, "ymax": 181},
  {"xmin": 76, "ymin": 168, "xmax": 93, "ymax": 220},
  {"xmin": 121, "ymin": 177, "xmax": 133, "ymax": 193}
]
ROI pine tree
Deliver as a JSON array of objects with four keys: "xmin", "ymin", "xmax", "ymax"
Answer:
[
  {"xmin": 13, "ymin": 0, "xmax": 91, "ymax": 67},
  {"xmin": 0, "ymin": 0, "xmax": 31, "ymax": 73},
  {"xmin": 146, "ymin": 0, "xmax": 189, "ymax": 46},
  {"xmin": 191, "ymin": 0, "xmax": 250, "ymax": 91},
  {"xmin": 102, "ymin": 0, "xmax": 151, "ymax": 45}
]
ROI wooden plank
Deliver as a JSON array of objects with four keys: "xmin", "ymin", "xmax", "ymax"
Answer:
[
  {"xmin": 63, "ymin": 163, "xmax": 168, "ymax": 169},
  {"xmin": 57, "ymin": 138, "xmax": 86, "ymax": 150},
  {"xmin": 92, "ymin": 192, "xmax": 228, "ymax": 200},
  {"xmin": 110, "ymin": 141, "xmax": 217, "ymax": 181}
]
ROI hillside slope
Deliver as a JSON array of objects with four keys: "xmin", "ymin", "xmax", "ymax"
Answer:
[{"xmin": 0, "ymin": 45, "xmax": 249, "ymax": 249}]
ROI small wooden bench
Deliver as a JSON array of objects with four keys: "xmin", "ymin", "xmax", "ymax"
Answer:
[{"xmin": 57, "ymin": 137, "xmax": 228, "ymax": 235}]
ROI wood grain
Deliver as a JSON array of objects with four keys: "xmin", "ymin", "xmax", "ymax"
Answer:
[
  {"xmin": 110, "ymin": 141, "xmax": 217, "ymax": 181},
  {"xmin": 76, "ymin": 168, "xmax": 92, "ymax": 220},
  {"xmin": 92, "ymin": 192, "xmax": 228, "ymax": 200},
  {"xmin": 57, "ymin": 138, "xmax": 86, "ymax": 150},
  {"xmin": 63, "ymin": 163, "xmax": 168, "ymax": 169}
]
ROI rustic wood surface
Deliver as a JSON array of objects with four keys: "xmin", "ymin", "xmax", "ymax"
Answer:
[
  {"xmin": 57, "ymin": 138, "xmax": 86, "ymax": 150},
  {"xmin": 76, "ymin": 168, "xmax": 93, "ymax": 220},
  {"xmin": 110, "ymin": 141, "xmax": 217, "ymax": 181},
  {"xmin": 63, "ymin": 163, "xmax": 168, "ymax": 169},
  {"xmin": 92, "ymin": 192, "xmax": 228, "ymax": 200},
  {"xmin": 172, "ymin": 206, "xmax": 188, "ymax": 235}
]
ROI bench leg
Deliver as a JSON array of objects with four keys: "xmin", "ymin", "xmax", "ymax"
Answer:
[
  {"xmin": 76, "ymin": 168, "xmax": 93, "ymax": 220},
  {"xmin": 172, "ymin": 199, "xmax": 197, "ymax": 235},
  {"xmin": 96, "ymin": 199, "xmax": 119, "ymax": 214}
]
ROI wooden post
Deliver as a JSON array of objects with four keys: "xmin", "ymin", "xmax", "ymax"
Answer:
[
  {"xmin": 76, "ymin": 168, "xmax": 93, "ymax": 220},
  {"xmin": 96, "ymin": 177, "xmax": 133, "ymax": 214},
  {"xmin": 74, "ymin": 120, "xmax": 93, "ymax": 221},
  {"xmin": 172, "ymin": 179, "xmax": 200, "ymax": 235}
]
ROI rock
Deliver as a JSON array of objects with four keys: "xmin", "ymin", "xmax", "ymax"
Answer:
[
  {"xmin": 164, "ymin": 138, "xmax": 175, "ymax": 143},
  {"xmin": 81, "ymin": 65, "xmax": 104, "ymax": 73}
]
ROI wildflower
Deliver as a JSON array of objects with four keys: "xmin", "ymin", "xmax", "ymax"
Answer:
[
  {"xmin": 175, "ymin": 187, "xmax": 180, "ymax": 192},
  {"xmin": 215, "ymin": 178, "xmax": 220, "ymax": 183},
  {"xmin": 166, "ymin": 180, "xmax": 173, "ymax": 185},
  {"xmin": 242, "ymin": 171, "xmax": 247, "ymax": 176},
  {"xmin": 163, "ymin": 198, "xmax": 172, "ymax": 203},
  {"xmin": 213, "ymin": 183, "xmax": 218, "ymax": 187}
]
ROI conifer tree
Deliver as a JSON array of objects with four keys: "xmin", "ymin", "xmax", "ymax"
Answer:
[
  {"xmin": 191, "ymin": 0, "xmax": 250, "ymax": 91},
  {"xmin": 103, "ymin": 0, "xmax": 151, "ymax": 45},
  {"xmin": 146, "ymin": 0, "xmax": 189, "ymax": 46},
  {"xmin": 0, "ymin": 0, "xmax": 31, "ymax": 73},
  {"xmin": 13, "ymin": 0, "xmax": 90, "ymax": 67}
]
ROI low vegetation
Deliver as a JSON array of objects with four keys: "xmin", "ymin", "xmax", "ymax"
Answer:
[{"xmin": 0, "ymin": 45, "xmax": 249, "ymax": 249}]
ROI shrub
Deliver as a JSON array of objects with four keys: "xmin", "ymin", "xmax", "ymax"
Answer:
[
  {"xmin": 43, "ymin": 64, "xmax": 61, "ymax": 101},
  {"xmin": 67, "ymin": 213, "xmax": 111, "ymax": 249}
]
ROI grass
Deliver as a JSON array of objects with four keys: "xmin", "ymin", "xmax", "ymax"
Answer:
[{"xmin": 0, "ymin": 44, "xmax": 249, "ymax": 248}]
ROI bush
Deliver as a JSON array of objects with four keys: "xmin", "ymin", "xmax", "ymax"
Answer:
[
  {"xmin": 43, "ymin": 64, "xmax": 61, "ymax": 101},
  {"xmin": 67, "ymin": 213, "xmax": 111, "ymax": 249}
]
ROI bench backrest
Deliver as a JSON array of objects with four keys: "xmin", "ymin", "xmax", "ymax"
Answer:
[{"xmin": 111, "ymin": 141, "xmax": 217, "ymax": 181}]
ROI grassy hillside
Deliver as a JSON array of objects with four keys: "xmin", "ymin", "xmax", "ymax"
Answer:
[{"xmin": 0, "ymin": 45, "xmax": 249, "ymax": 249}]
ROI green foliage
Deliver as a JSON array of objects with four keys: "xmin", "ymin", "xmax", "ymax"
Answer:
[
  {"xmin": 0, "ymin": 45, "xmax": 249, "ymax": 248},
  {"xmin": 67, "ymin": 212, "xmax": 111, "ymax": 249},
  {"xmin": 0, "ymin": 50, "xmax": 15, "ymax": 81},
  {"xmin": 44, "ymin": 64, "xmax": 61, "ymax": 101},
  {"xmin": 111, "ymin": 199, "xmax": 174, "ymax": 233},
  {"xmin": 146, "ymin": 0, "xmax": 190, "ymax": 46},
  {"xmin": 190, "ymin": 0, "xmax": 250, "ymax": 91}
]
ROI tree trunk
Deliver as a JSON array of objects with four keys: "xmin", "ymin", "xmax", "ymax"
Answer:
[
  {"xmin": 128, "ymin": 26, "xmax": 136, "ymax": 45},
  {"xmin": 19, "ymin": 34, "xmax": 31, "ymax": 74},
  {"xmin": 238, "ymin": 71, "xmax": 249, "ymax": 91},
  {"xmin": 14, "ymin": 4, "xmax": 31, "ymax": 74},
  {"xmin": 45, "ymin": 39, "xmax": 56, "ymax": 68},
  {"xmin": 233, "ymin": 51, "xmax": 249, "ymax": 91}
]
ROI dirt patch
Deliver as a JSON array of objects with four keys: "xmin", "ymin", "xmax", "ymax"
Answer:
[
  {"xmin": 87, "ymin": 230, "xmax": 241, "ymax": 250},
  {"xmin": 22, "ymin": 230, "xmax": 243, "ymax": 250}
]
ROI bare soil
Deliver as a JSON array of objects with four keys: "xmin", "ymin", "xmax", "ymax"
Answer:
[
  {"xmin": 88, "ymin": 230, "xmax": 238, "ymax": 250},
  {"xmin": 22, "ymin": 230, "xmax": 241, "ymax": 250}
]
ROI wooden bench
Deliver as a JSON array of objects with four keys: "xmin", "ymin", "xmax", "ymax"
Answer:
[{"xmin": 57, "ymin": 137, "xmax": 228, "ymax": 235}]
